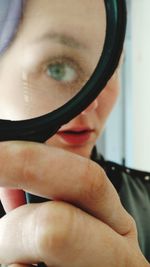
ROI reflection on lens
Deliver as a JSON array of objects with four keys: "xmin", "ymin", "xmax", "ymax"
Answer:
[{"xmin": 0, "ymin": 0, "xmax": 106, "ymax": 120}]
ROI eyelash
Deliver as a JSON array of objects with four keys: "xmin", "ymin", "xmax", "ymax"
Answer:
[{"xmin": 40, "ymin": 55, "xmax": 85, "ymax": 84}]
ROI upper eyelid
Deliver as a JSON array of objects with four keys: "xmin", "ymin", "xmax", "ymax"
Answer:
[{"xmin": 42, "ymin": 56, "xmax": 83, "ymax": 70}]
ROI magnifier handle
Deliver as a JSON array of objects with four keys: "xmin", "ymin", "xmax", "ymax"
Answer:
[
  {"xmin": 38, "ymin": 262, "xmax": 47, "ymax": 267},
  {"xmin": 25, "ymin": 192, "xmax": 49, "ymax": 203}
]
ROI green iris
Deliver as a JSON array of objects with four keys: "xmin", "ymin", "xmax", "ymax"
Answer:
[{"xmin": 46, "ymin": 63, "xmax": 76, "ymax": 82}]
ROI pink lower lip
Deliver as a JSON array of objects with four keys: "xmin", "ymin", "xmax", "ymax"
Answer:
[{"xmin": 57, "ymin": 130, "xmax": 94, "ymax": 145}]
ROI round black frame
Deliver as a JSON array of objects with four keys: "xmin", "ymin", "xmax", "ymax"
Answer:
[{"xmin": 0, "ymin": 0, "xmax": 127, "ymax": 142}]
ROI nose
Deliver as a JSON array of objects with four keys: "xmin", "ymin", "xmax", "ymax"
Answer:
[{"xmin": 81, "ymin": 99, "xmax": 98, "ymax": 115}]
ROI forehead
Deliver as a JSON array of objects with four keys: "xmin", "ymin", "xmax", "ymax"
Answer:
[
  {"xmin": 23, "ymin": 0, "xmax": 105, "ymax": 19},
  {"xmin": 21, "ymin": 0, "xmax": 106, "ymax": 46}
]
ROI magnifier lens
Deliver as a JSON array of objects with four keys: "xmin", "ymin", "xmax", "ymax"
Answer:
[{"xmin": 0, "ymin": 0, "xmax": 106, "ymax": 121}]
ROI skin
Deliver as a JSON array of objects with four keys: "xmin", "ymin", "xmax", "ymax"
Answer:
[{"xmin": 0, "ymin": 0, "xmax": 149, "ymax": 266}]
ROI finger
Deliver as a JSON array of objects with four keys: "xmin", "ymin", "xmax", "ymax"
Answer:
[
  {"xmin": 0, "ymin": 141, "xmax": 133, "ymax": 235},
  {"xmin": 8, "ymin": 264, "xmax": 33, "ymax": 267},
  {"xmin": 0, "ymin": 188, "xmax": 26, "ymax": 212},
  {"xmin": 0, "ymin": 201, "xmax": 131, "ymax": 267}
]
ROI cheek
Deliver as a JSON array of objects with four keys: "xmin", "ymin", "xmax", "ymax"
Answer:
[{"xmin": 96, "ymin": 75, "xmax": 120, "ymax": 121}]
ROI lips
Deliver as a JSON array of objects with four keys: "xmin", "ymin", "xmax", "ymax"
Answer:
[{"xmin": 57, "ymin": 127, "xmax": 94, "ymax": 145}]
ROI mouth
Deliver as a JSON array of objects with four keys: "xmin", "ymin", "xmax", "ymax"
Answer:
[{"xmin": 57, "ymin": 128, "xmax": 94, "ymax": 145}]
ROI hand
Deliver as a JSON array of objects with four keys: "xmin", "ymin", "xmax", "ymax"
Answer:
[{"xmin": 0, "ymin": 141, "xmax": 149, "ymax": 267}]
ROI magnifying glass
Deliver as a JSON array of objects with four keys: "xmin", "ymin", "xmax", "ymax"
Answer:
[
  {"xmin": 0, "ymin": 0, "xmax": 126, "ymax": 143},
  {"xmin": 0, "ymin": 0, "xmax": 127, "ymax": 203}
]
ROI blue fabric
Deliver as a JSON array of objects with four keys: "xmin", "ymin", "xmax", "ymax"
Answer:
[{"xmin": 0, "ymin": 0, "xmax": 25, "ymax": 54}]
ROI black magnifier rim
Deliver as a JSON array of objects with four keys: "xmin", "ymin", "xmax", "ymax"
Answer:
[{"xmin": 0, "ymin": 0, "xmax": 127, "ymax": 142}]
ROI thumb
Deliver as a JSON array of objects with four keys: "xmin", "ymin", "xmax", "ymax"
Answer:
[
  {"xmin": 0, "ymin": 188, "xmax": 26, "ymax": 213},
  {"xmin": 9, "ymin": 264, "xmax": 33, "ymax": 267}
]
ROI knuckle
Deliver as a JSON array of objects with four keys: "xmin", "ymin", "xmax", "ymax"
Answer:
[
  {"xmin": 80, "ymin": 159, "xmax": 107, "ymax": 204},
  {"xmin": 128, "ymin": 215, "xmax": 138, "ymax": 235},
  {"xmin": 123, "ymin": 213, "xmax": 138, "ymax": 238},
  {"xmin": 35, "ymin": 201, "xmax": 77, "ymax": 260}
]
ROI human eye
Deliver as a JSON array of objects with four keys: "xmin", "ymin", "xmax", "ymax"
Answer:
[
  {"xmin": 46, "ymin": 60, "xmax": 77, "ymax": 83},
  {"xmin": 44, "ymin": 57, "xmax": 80, "ymax": 84},
  {"xmin": 22, "ymin": 52, "xmax": 89, "ymax": 96}
]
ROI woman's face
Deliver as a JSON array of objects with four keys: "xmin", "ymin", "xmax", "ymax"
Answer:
[
  {"xmin": 0, "ymin": 0, "xmax": 120, "ymax": 158},
  {"xmin": 47, "ymin": 71, "xmax": 120, "ymax": 158}
]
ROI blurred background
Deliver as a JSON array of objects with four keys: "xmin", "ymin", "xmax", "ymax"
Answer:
[{"xmin": 97, "ymin": 0, "xmax": 150, "ymax": 172}]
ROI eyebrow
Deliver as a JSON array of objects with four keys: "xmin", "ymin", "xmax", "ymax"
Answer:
[{"xmin": 32, "ymin": 32, "xmax": 87, "ymax": 50}]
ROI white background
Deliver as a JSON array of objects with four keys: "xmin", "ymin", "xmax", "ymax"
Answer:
[{"xmin": 97, "ymin": 0, "xmax": 150, "ymax": 172}]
